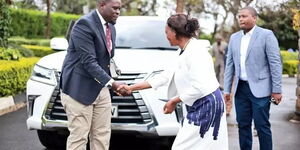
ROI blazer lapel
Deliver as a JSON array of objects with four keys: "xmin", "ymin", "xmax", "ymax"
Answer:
[
  {"xmin": 245, "ymin": 27, "xmax": 259, "ymax": 60},
  {"xmin": 236, "ymin": 31, "xmax": 243, "ymax": 66}
]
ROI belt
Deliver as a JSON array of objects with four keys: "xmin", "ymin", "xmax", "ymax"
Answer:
[{"xmin": 239, "ymin": 79, "xmax": 248, "ymax": 84}]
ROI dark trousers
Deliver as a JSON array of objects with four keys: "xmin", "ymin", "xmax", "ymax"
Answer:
[{"xmin": 235, "ymin": 80, "xmax": 272, "ymax": 150}]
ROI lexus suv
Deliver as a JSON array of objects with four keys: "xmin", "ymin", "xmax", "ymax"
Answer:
[{"xmin": 26, "ymin": 16, "xmax": 211, "ymax": 149}]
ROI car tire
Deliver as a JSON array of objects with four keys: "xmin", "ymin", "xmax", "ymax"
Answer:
[
  {"xmin": 37, "ymin": 130, "xmax": 68, "ymax": 149},
  {"xmin": 157, "ymin": 136, "xmax": 175, "ymax": 150}
]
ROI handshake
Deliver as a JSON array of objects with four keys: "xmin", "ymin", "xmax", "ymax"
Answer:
[{"xmin": 112, "ymin": 82, "xmax": 132, "ymax": 96}]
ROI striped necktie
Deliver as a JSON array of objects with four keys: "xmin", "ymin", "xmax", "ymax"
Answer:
[{"xmin": 105, "ymin": 23, "xmax": 112, "ymax": 55}]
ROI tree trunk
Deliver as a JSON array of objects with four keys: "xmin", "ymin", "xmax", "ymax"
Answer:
[
  {"xmin": 296, "ymin": 29, "xmax": 300, "ymax": 114},
  {"xmin": 292, "ymin": 29, "xmax": 300, "ymax": 123},
  {"xmin": 176, "ymin": 0, "xmax": 184, "ymax": 13},
  {"xmin": 45, "ymin": 0, "xmax": 51, "ymax": 39},
  {"xmin": 5, "ymin": 0, "xmax": 12, "ymax": 5}
]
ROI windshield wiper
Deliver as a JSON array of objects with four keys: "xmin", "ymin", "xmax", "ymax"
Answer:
[
  {"xmin": 116, "ymin": 46, "xmax": 132, "ymax": 49},
  {"xmin": 133, "ymin": 47, "xmax": 178, "ymax": 50}
]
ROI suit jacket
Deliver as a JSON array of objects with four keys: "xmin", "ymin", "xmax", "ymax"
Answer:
[
  {"xmin": 60, "ymin": 10, "xmax": 116, "ymax": 105},
  {"xmin": 148, "ymin": 38, "xmax": 219, "ymax": 106},
  {"xmin": 224, "ymin": 26, "xmax": 282, "ymax": 98}
]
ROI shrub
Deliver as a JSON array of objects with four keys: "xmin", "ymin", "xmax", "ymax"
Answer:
[
  {"xmin": 0, "ymin": 47, "xmax": 22, "ymax": 60},
  {"xmin": 8, "ymin": 43, "xmax": 34, "ymax": 57},
  {"xmin": 280, "ymin": 51, "xmax": 298, "ymax": 62},
  {"xmin": 8, "ymin": 36, "xmax": 50, "ymax": 46},
  {"xmin": 280, "ymin": 51, "xmax": 299, "ymax": 76},
  {"xmin": 10, "ymin": 8, "xmax": 80, "ymax": 38},
  {"xmin": 0, "ymin": 57, "xmax": 40, "ymax": 97},
  {"xmin": 0, "ymin": 0, "xmax": 11, "ymax": 47},
  {"xmin": 283, "ymin": 60, "xmax": 298, "ymax": 76},
  {"xmin": 21, "ymin": 44, "xmax": 54, "ymax": 57}
]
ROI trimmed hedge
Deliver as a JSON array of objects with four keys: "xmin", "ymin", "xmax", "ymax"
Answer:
[
  {"xmin": 283, "ymin": 60, "xmax": 299, "ymax": 75},
  {"xmin": 281, "ymin": 51, "xmax": 298, "ymax": 62},
  {"xmin": 10, "ymin": 8, "xmax": 80, "ymax": 38},
  {"xmin": 21, "ymin": 44, "xmax": 54, "ymax": 57},
  {"xmin": 8, "ymin": 36, "xmax": 51, "ymax": 46},
  {"xmin": 280, "ymin": 51, "xmax": 298, "ymax": 76},
  {"xmin": 0, "ymin": 57, "xmax": 40, "ymax": 97}
]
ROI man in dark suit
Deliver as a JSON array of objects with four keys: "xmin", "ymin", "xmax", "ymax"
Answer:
[
  {"xmin": 60, "ymin": 0, "xmax": 123, "ymax": 149},
  {"xmin": 224, "ymin": 6, "xmax": 282, "ymax": 150}
]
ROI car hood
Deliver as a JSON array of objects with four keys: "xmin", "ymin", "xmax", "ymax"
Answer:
[{"xmin": 37, "ymin": 48, "xmax": 179, "ymax": 73}]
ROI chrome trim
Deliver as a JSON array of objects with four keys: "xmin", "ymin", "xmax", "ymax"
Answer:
[
  {"xmin": 118, "ymin": 109, "xmax": 140, "ymax": 113},
  {"xmin": 112, "ymin": 102, "xmax": 137, "ymax": 106},
  {"xmin": 41, "ymin": 117, "xmax": 157, "ymax": 133}
]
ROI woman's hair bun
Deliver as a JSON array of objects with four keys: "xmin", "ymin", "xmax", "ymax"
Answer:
[{"xmin": 185, "ymin": 18, "xmax": 199, "ymax": 34}]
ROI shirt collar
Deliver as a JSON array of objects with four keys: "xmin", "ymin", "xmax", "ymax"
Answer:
[
  {"xmin": 96, "ymin": 9, "xmax": 107, "ymax": 26},
  {"xmin": 243, "ymin": 25, "xmax": 256, "ymax": 36}
]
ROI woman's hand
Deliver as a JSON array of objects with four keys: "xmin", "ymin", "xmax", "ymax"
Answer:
[{"xmin": 163, "ymin": 98, "xmax": 181, "ymax": 114}]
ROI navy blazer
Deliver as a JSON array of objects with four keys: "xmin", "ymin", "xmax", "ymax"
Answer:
[{"xmin": 60, "ymin": 10, "xmax": 116, "ymax": 105}]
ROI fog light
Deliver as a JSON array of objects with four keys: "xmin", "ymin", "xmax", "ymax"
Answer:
[{"xmin": 27, "ymin": 95, "xmax": 40, "ymax": 117}]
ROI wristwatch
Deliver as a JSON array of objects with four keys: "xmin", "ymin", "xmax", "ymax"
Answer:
[{"xmin": 107, "ymin": 83, "xmax": 112, "ymax": 89}]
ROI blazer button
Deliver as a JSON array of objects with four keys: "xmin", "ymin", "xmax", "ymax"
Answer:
[{"xmin": 107, "ymin": 65, "xmax": 110, "ymax": 68}]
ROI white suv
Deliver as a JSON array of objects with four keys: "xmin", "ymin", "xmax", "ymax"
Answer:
[{"xmin": 26, "ymin": 16, "xmax": 211, "ymax": 149}]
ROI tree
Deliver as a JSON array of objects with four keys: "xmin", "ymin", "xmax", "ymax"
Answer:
[
  {"xmin": 175, "ymin": 0, "xmax": 254, "ymax": 40},
  {"xmin": 54, "ymin": 0, "xmax": 87, "ymax": 14},
  {"xmin": 14, "ymin": 0, "xmax": 38, "ymax": 9},
  {"xmin": 45, "ymin": 0, "xmax": 51, "ymax": 38},
  {"xmin": 176, "ymin": 0, "xmax": 184, "ymax": 13},
  {"xmin": 292, "ymin": 7, "xmax": 300, "ymax": 123},
  {"xmin": 121, "ymin": 0, "xmax": 158, "ymax": 16},
  {"xmin": 0, "ymin": 0, "xmax": 12, "ymax": 47},
  {"xmin": 257, "ymin": 0, "xmax": 300, "ymax": 49}
]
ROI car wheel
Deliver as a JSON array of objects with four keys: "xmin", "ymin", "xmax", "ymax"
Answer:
[
  {"xmin": 157, "ymin": 136, "xmax": 175, "ymax": 150},
  {"xmin": 37, "ymin": 130, "xmax": 68, "ymax": 149}
]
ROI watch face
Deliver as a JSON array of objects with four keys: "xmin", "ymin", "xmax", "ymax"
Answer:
[{"xmin": 107, "ymin": 84, "xmax": 112, "ymax": 89}]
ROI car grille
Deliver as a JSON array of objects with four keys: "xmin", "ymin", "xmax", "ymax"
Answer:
[{"xmin": 44, "ymin": 72, "xmax": 152, "ymax": 124}]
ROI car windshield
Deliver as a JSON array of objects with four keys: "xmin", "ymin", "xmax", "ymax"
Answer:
[{"xmin": 115, "ymin": 18, "xmax": 178, "ymax": 50}]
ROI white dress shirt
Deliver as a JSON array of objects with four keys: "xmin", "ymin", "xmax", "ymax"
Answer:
[
  {"xmin": 96, "ymin": 9, "xmax": 114, "ymax": 87},
  {"xmin": 240, "ymin": 25, "xmax": 256, "ymax": 81},
  {"xmin": 96, "ymin": 10, "xmax": 108, "ymax": 36},
  {"xmin": 148, "ymin": 38, "xmax": 219, "ymax": 106}
]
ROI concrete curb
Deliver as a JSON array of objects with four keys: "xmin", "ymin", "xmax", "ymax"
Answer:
[{"xmin": 0, "ymin": 93, "xmax": 26, "ymax": 116}]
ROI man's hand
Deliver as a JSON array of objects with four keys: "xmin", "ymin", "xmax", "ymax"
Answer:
[
  {"xmin": 271, "ymin": 93, "xmax": 282, "ymax": 105},
  {"xmin": 224, "ymin": 93, "xmax": 231, "ymax": 103},
  {"xmin": 112, "ymin": 81, "xmax": 124, "ymax": 91},
  {"xmin": 117, "ymin": 84, "xmax": 132, "ymax": 96},
  {"xmin": 112, "ymin": 82, "xmax": 129, "ymax": 96}
]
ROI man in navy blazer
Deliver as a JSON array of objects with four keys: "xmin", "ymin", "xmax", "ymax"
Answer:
[
  {"xmin": 60, "ymin": 0, "xmax": 123, "ymax": 149},
  {"xmin": 224, "ymin": 7, "xmax": 282, "ymax": 150}
]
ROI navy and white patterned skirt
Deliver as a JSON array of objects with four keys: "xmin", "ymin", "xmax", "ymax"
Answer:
[{"xmin": 186, "ymin": 88, "xmax": 224, "ymax": 140}]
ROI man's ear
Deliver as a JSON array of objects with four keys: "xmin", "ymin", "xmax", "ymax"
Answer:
[{"xmin": 98, "ymin": 1, "xmax": 106, "ymax": 7}]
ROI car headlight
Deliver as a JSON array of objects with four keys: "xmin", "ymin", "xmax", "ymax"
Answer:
[{"xmin": 31, "ymin": 65, "xmax": 56, "ymax": 84}]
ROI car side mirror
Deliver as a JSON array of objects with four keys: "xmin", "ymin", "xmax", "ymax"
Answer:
[{"xmin": 50, "ymin": 38, "xmax": 68, "ymax": 51}]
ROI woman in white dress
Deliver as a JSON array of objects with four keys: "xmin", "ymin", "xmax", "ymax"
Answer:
[{"xmin": 118, "ymin": 14, "xmax": 228, "ymax": 150}]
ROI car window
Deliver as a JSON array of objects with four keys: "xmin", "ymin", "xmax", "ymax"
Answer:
[{"xmin": 115, "ymin": 19, "xmax": 178, "ymax": 50}]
